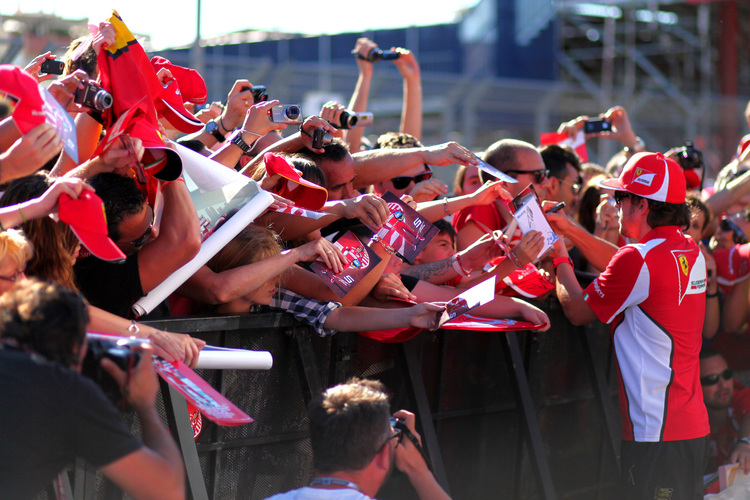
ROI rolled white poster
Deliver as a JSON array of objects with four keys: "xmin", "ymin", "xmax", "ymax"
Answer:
[
  {"xmin": 195, "ymin": 346, "xmax": 274, "ymax": 370},
  {"xmin": 132, "ymin": 144, "xmax": 273, "ymax": 317}
]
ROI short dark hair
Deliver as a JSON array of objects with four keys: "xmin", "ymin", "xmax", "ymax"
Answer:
[
  {"xmin": 433, "ymin": 218, "xmax": 456, "ymax": 244},
  {"xmin": 539, "ymin": 144, "xmax": 581, "ymax": 180},
  {"xmin": 298, "ymin": 138, "xmax": 351, "ymax": 166},
  {"xmin": 685, "ymin": 194, "xmax": 711, "ymax": 233},
  {"xmin": 699, "ymin": 348, "xmax": 723, "ymax": 361},
  {"xmin": 307, "ymin": 378, "xmax": 392, "ymax": 474},
  {"xmin": 374, "ymin": 132, "xmax": 423, "ymax": 150},
  {"xmin": 87, "ymin": 173, "xmax": 146, "ymax": 241},
  {"xmin": 643, "ymin": 197, "xmax": 691, "ymax": 230},
  {"xmin": 0, "ymin": 279, "xmax": 89, "ymax": 368}
]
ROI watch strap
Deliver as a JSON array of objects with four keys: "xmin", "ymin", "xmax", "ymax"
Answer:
[
  {"xmin": 231, "ymin": 131, "xmax": 252, "ymax": 154},
  {"xmin": 553, "ymin": 256, "xmax": 574, "ymax": 270},
  {"xmin": 206, "ymin": 120, "xmax": 225, "ymax": 142}
]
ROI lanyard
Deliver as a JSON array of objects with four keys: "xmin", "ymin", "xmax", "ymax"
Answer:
[{"xmin": 309, "ymin": 477, "xmax": 362, "ymax": 492}]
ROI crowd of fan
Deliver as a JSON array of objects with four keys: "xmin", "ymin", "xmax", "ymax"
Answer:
[{"xmin": 4, "ymin": 10, "xmax": 750, "ymax": 500}]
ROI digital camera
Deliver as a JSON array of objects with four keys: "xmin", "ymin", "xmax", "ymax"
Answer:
[
  {"xmin": 75, "ymin": 82, "xmax": 113, "ymax": 111},
  {"xmin": 82, "ymin": 337, "xmax": 146, "ymax": 409},
  {"xmin": 269, "ymin": 104, "xmax": 303, "ymax": 124},
  {"xmin": 336, "ymin": 111, "xmax": 374, "ymax": 129},
  {"xmin": 673, "ymin": 141, "xmax": 704, "ymax": 170},
  {"xmin": 242, "ymin": 85, "xmax": 268, "ymax": 104},
  {"xmin": 583, "ymin": 118, "xmax": 612, "ymax": 134},
  {"xmin": 357, "ymin": 48, "xmax": 400, "ymax": 62},
  {"xmin": 40, "ymin": 58, "xmax": 65, "ymax": 75},
  {"xmin": 311, "ymin": 128, "xmax": 333, "ymax": 149}
]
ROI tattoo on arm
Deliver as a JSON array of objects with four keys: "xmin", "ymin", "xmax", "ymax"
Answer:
[{"xmin": 402, "ymin": 258, "xmax": 454, "ymax": 284}]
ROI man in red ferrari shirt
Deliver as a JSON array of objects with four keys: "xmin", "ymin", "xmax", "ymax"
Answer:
[{"xmin": 553, "ymin": 152, "xmax": 709, "ymax": 499}]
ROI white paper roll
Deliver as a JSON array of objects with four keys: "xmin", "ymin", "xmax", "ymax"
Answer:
[
  {"xmin": 131, "ymin": 144, "xmax": 273, "ymax": 317},
  {"xmin": 195, "ymin": 346, "xmax": 273, "ymax": 370}
]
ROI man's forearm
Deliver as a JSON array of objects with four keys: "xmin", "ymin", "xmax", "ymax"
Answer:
[
  {"xmin": 135, "ymin": 403, "xmax": 185, "ymax": 488},
  {"xmin": 402, "ymin": 258, "xmax": 459, "ymax": 284},
  {"xmin": 562, "ymin": 219, "xmax": 618, "ymax": 271}
]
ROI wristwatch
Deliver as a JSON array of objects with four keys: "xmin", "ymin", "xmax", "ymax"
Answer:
[
  {"xmin": 230, "ymin": 130, "xmax": 253, "ymax": 154},
  {"xmin": 205, "ymin": 119, "xmax": 226, "ymax": 142}
]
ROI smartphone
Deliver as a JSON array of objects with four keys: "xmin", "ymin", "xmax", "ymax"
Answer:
[
  {"xmin": 40, "ymin": 58, "xmax": 65, "ymax": 75},
  {"xmin": 584, "ymin": 118, "xmax": 612, "ymax": 134}
]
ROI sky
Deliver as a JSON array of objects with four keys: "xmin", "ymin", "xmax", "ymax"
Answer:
[{"xmin": 2, "ymin": 0, "xmax": 481, "ymax": 50}]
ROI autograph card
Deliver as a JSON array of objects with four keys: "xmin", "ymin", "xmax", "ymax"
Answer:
[
  {"xmin": 370, "ymin": 192, "xmax": 439, "ymax": 263},
  {"xmin": 40, "ymin": 88, "xmax": 78, "ymax": 163},
  {"xmin": 436, "ymin": 275, "xmax": 496, "ymax": 328},
  {"xmin": 510, "ymin": 186, "xmax": 558, "ymax": 260},
  {"xmin": 309, "ymin": 231, "xmax": 382, "ymax": 298}
]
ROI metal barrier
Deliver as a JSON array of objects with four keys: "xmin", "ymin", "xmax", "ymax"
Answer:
[{"xmin": 137, "ymin": 298, "xmax": 621, "ymax": 500}]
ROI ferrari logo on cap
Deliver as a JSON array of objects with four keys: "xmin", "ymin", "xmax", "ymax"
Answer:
[
  {"xmin": 678, "ymin": 254, "xmax": 689, "ymax": 276},
  {"xmin": 632, "ymin": 167, "xmax": 656, "ymax": 187}
]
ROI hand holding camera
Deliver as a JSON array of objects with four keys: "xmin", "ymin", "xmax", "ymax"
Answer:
[
  {"xmin": 24, "ymin": 51, "xmax": 60, "ymax": 83},
  {"xmin": 222, "ymin": 79, "xmax": 256, "ymax": 132},
  {"xmin": 241, "ymin": 99, "xmax": 286, "ymax": 139},
  {"xmin": 298, "ymin": 116, "xmax": 336, "ymax": 152}
]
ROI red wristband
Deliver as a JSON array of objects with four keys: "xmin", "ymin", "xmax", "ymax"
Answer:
[{"xmin": 553, "ymin": 256, "xmax": 573, "ymax": 270}]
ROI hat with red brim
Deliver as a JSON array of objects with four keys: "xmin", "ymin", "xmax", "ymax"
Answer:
[
  {"xmin": 263, "ymin": 153, "xmax": 328, "ymax": 210},
  {"xmin": 0, "ymin": 65, "xmax": 45, "ymax": 134},
  {"xmin": 598, "ymin": 152, "xmax": 686, "ymax": 204},
  {"xmin": 58, "ymin": 191, "xmax": 126, "ymax": 263},
  {"xmin": 154, "ymin": 78, "xmax": 203, "ymax": 133}
]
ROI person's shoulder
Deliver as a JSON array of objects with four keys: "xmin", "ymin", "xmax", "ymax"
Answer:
[{"xmin": 264, "ymin": 487, "xmax": 372, "ymax": 500}]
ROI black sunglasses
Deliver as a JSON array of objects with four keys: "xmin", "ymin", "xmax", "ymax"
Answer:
[
  {"xmin": 613, "ymin": 190, "xmax": 639, "ymax": 205},
  {"xmin": 505, "ymin": 169, "xmax": 549, "ymax": 184},
  {"xmin": 391, "ymin": 168, "xmax": 433, "ymax": 190},
  {"xmin": 117, "ymin": 207, "xmax": 154, "ymax": 249},
  {"xmin": 700, "ymin": 368, "xmax": 733, "ymax": 386},
  {"xmin": 719, "ymin": 217, "xmax": 749, "ymax": 245}
]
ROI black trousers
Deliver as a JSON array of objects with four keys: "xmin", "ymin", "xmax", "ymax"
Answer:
[{"xmin": 620, "ymin": 436, "xmax": 710, "ymax": 500}]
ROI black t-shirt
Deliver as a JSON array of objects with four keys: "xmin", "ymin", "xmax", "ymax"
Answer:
[
  {"xmin": 0, "ymin": 347, "xmax": 141, "ymax": 498},
  {"xmin": 74, "ymin": 254, "xmax": 169, "ymax": 320}
]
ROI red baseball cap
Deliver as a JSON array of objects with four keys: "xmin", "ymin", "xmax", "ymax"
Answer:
[
  {"xmin": 154, "ymin": 78, "xmax": 203, "ymax": 133},
  {"xmin": 263, "ymin": 153, "xmax": 328, "ymax": 210},
  {"xmin": 599, "ymin": 152, "xmax": 686, "ymax": 204},
  {"xmin": 58, "ymin": 191, "xmax": 126, "ymax": 263},
  {"xmin": 0, "ymin": 65, "xmax": 45, "ymax": 134},
  {"xmin": 150, "ymin": 56, "xmax": 207, "ymax": 105}
]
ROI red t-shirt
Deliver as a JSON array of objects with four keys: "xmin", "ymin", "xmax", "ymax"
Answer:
[
  {"xmin": 710, "ymin": 243, "xmax": 750, "ymax": 370},
  {"xmin": 707, "ymin": 381, "xmax": 750, "ymax": 473},
  {"xmin": 584, "ymin": 226, "xmax": 709, "ymax": 442}
]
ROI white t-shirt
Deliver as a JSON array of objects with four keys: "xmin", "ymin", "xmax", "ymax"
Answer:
[{"xmin": 265, "ymin": 487, "xmax": 375, "ymax": 500}]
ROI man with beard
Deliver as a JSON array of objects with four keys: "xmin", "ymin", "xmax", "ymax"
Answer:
[
  {"xmin": 264, "ymin": 378, "xmax": 450, "ymax": 500},
  {"xmin": 701, "ymin": 349, "xmax": 750, "ymax": 474}
]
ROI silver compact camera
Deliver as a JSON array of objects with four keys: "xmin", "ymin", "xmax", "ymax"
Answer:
[{"xmin": 269, "ymin": 104, "xmax": 303, "ymax": 124}]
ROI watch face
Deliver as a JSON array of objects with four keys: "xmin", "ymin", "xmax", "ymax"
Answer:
[{"xmin": 205, "ymin": 120, "xmax": 218, "ymax": 133}]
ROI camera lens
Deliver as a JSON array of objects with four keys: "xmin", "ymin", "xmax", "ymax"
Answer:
[
  {"xmin": 285, "ymin": 106, "xmax": 300, "ymax": 120},
  {"xmin": 94, "ymin": 90, "xmax": 113, "ymax": 111}
]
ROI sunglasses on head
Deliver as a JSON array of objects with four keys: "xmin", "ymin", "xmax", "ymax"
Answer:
[
  {"xmin": 700, "ymin": 368, "xmax": 733, "ymax": 386},
  {"xmin": 391, "ymin": 167, "xmax": 433, "ymax": 190},
  {"xmin": 505, "ymin": 169, "xmax": 549, "ymax": 184},
  {"xmin": 719, "ymin": 217, "xmax": 749, "ymax": 245}
]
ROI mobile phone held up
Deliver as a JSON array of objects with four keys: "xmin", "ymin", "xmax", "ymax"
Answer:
[
  {"xmin": 40, "ymin": 58, "xmax": 65, "ymax": 75},
  {"xmin": 584, "ymin": 118, "xmax": 612, "ymax": 134}
]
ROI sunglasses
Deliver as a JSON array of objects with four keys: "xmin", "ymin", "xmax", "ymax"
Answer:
[
  {"xmin": 117, "ymin": 207, "xmax": 154, "ymax": 249},
  {"xmin": 561, "ymin": 177, "xmax": 583, "ymax": 194},
  {"xmin": 391, "ymin": 167, "xmax": 433, "ymax": 190},
  {"xmin": 613, "ymin": 190, "xmax": 639, "ymax": 205},
  {"xmin": 719, "ymin": 217, "xmax": 749, "ymax": 245},
  {"xmin": 700, "ymin": 368, "xmax": 733, "ymax": 386},
  {"xmin": 505, "ymin": 169, "xmax": 549, "ymax": 184}
]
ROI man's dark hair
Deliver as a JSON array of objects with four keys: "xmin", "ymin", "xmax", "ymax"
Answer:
[
  {"xmin": 298, "ymin": 138, "xmax": 351, "ymax": 166},
  {"xmin": 644, "ymin": 198, "xmax": 691, "ymax": 230},
  {"xmin": 699, "ymin": 348, "xmax": 723, "ymax": 361},
  {"xmin": 87, "ymin": 173, "xmax": 146, "ymax": 241},
  {"xmin": 482, "ymin": 139, "xmax": 537, "ymax": 184},
  {"xmin": 307, "ymin": 377, "xmax": 392, "ymax": 474},
  {"xmin": 539, "ymin": 144, "xmax": 581, "ymax": 180},
  {"xmin": 433, "ymin": 218, "xmax": 457, "ymax": 244},
  {"xmin": 0, "ymin": 279, "xmax": 89, "ymax": 368}
]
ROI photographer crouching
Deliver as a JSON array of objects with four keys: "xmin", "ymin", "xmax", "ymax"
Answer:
[{"xmin": 0, "ymin": 279, "xmax": 185, "ymax": 500}]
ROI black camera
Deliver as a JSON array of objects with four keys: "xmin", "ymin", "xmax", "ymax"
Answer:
[
  {"xmin": 241, "ymin": 85, "xmax": 268, "ymax": 104},
  {"xmin": 74, "ymin": 82, "xmax": 113, "ymax": 111},
  {"xmin": 356, "ymin": 48, "xmax": 400, "ymax": 63},
  {"xmin": 311, "ymin": 128, "xmax": 333, "ymax": 149},
  {"xmin": 40, "ymin": 58, "xmax": 65, "ymax": 75},
  {"xmin": 673, "ymin": 141, "xmax": 704, "ymax": 170},
  {"xmin": 82, "ymin": 337, "xmax": 146, "ymax": 409},
  {"xmin": 269, "ymin": 104, "xmax": 303, "ymax": 124},
  {"xmin": 584, "ymin": 118, "xmax": 612, "ymax": 134},
  {"xmin": 335, "ymin": 111, "xmax": 374, "ymax": 129}
]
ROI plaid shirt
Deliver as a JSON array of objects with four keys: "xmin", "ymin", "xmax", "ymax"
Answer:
[{"xmin": 270, "ymin": 288, "xmax": 342, "ymax": 337}]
